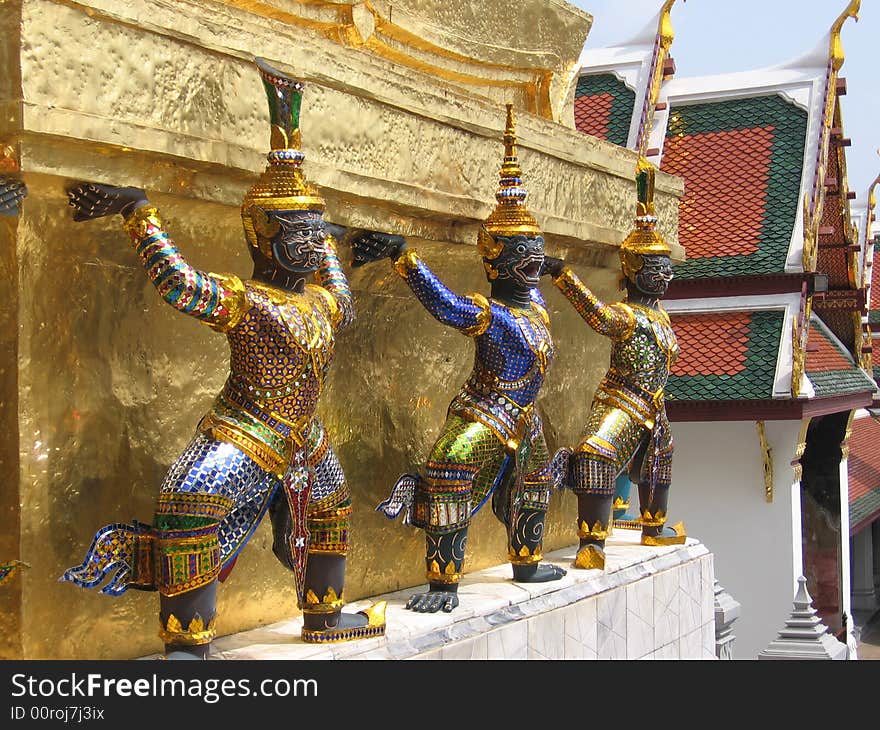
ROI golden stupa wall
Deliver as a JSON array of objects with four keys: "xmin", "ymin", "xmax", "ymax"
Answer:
[{"xmin": 0, "ymin": 0, "xmax": 683, "ymax": 658}]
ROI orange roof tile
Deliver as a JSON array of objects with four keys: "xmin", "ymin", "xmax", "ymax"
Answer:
[
  {"xmin": 870, "ymin": 245, "xmax": 880, "ymax": 311},
  {"xmin": 806, "ymin": 321, "xmax": 853, "ymax": 373},
  {"xmin": 816, "ymin": 147, "xmax": 850, "ymax": 288},
  {"xmin": 666, "ymin": 310, "xmax": 784, "ymax": 401},
  {"xmin": 671, "ymin": 311, "xmax": 751, "ymax": 376},
  {"xmin": 662, "ymin": 126, "xmax": 775, "ymax": 259},
  {"xmin": 848, "ymin": 416, "xmax": 880, "ymax": 530},
  {"xmin": 574, "ymin": 93, "xmax": 614, "ymax": 141}
]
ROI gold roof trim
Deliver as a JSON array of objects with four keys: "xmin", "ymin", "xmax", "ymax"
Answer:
[{"xmin": 830, "ymin": 0, "xmax": 860, "ymax": 71}]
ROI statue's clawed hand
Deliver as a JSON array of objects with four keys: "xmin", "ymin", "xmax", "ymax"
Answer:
[
  {"xmin": 66, "ymin": 182, "xmax": 148, "ymax": 222},
  {"xmin": 0, "ymin": 177, "xmax": 27, "ymax": 216},
  {"xmin": 405, "ymin": 590, "xmax": 459, "ymax": 613},
  {"xmin": 348, "ymin": 229, "xmax": 407, "ymax": 267},
  {"xmin": 540, "ymin": 255, "xmax": 565, "ymax": 278}
]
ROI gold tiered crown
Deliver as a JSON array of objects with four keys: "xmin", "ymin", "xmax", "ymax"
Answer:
[
  {"xmin": 619, "ymin": 157, "xmax": 671, "ymax": 284},
  {"xmin": 477, "ymin": 103, "xmax": 541, "ymax": 262},
  {"xmin": 241, "ymin": 57, "xmax": 325, "ymax": 259}
]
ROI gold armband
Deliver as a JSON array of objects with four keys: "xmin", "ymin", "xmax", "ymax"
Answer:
[
  {"xmin": 461, "ymin": 292, "xmax": 492, "ymax": 337},
  {"xmin": 552, "ymin": 265, "xmax": 577, "ymax": 289},
  {"xmin": 122, "ymin": 205, "xmax": 162, "ymax": 239},
  {"xmin": 392, "ymin": 249, "xmax": 420, "ymax": 276},
  {"xmin": 205, "ymin": 272, "xmax": 251, "ymax": 333},
  {"xmin": 311, "ymin": 285, "xmax": 342, "ymax": 327}
]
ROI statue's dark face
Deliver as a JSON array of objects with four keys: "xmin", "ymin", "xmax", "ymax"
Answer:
[
  {"xmin": 270, "ymin": 210, "xmax": 325, "ymax": 273},
  {"xmin": 490, "ymin": 234, "xmax": 545, "ymax": 288},
  {"xmin": 634, "ymin": 254, "xmax": 673, "ymax": 298}
]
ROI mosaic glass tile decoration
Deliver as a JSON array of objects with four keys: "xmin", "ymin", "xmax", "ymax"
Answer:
[
  {"xmin": 574, "ymin": 73, "xmax": 636, "ymax": 146},
  {"xmin": 662, "ymin": 94, "xmax": 808, "ymax": 279},
  {"xmin": 667, "ymin": 310, "xmax": 784, "ymax": 400}
]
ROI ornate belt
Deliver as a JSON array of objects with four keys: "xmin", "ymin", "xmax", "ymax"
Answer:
[
  {"xmin": 594, "ymin": 371, "xmax": 664, "ymax": 429},
  {"xmin": 451, "ymin": 378, "xmax": 535, "ymax": 450}
]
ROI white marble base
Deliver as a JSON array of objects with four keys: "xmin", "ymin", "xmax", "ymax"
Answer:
[{"xmin": 201, "ymin": 530, "xmax": 716, "ymax": 660}]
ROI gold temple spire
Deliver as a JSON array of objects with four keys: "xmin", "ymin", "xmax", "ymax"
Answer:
[
  {"xmin": 478, "ymin": 103, "xmax": 541, "ymax": 261},
  {"xmin": 636, "ymin": 0, "xmax": 681, "ymax": 158}
]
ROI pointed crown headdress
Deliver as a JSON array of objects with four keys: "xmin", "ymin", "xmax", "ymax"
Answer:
[
  {"xmin": 241, "ymin": 57, "xmax": 325, "ymax": 258},
  {"xmin": 619, "ymin": 157, "xmax": 671, "ymax": 285},
  {"xmin": 477, "ymin": 104, "xmax": 541, "ymax": 262}
]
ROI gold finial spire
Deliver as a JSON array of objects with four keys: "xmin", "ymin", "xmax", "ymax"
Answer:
[
  {"xmin": 241, "ymin": 58, "xmax": 325, "ymax": 260},
  {"xmin": 498, "ymin": 103, "xmax": 524, "ymax": 195},
  {"xmin": 619, "ymin": 157, "xmax": 671, "ymax": 286},
  {"xmin": 478, "ymin": 103, "xmax": 541, "ymax": 261},
  {"xmin": 636, "ymin": 156, "xmax": 657, "ymax": 218},
  {"xmin": 868, "ymin": 173, "xmax": 880, "ymax": 217},
  {"xmin": 830, "ymin": 0, "xmax": 859, "ymax": 71}
]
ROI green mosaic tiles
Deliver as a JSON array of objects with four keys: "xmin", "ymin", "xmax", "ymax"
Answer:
[
  {"xmin": 664, "ymin": 94, "xmax": 808, "ymax": 279},
  {"xmin": 851, "ymin": 490, "xmax": 880, "ymax": 532},
  {"xmin": 574, "ymin": 73, "xmax": 635, "ymax": 147},
  {"xmin": 667, "ymin": 310, "xmax": 784, "ymax": 401}
]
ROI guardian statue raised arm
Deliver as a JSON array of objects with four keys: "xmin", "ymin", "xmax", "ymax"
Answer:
[
  {"xmin": 354, "ymin": 105, "xmax": 566, "ymax": 613},
  {"xmin": 60, "ymin": 58, "xmax": 385, "ymax": 657},
  {"xmin": 546, "ymin": 158, "xmax": 685, "ymax": 571}
]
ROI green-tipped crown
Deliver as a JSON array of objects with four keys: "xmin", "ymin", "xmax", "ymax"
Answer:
[{"xmin": 255, "ymin": 57, "xmax": 304, "ymax": 151}]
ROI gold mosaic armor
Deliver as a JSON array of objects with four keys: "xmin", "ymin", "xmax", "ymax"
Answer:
[{"xmin": 554, "ymin": 266, "xmax": 677, "ymax": 488}]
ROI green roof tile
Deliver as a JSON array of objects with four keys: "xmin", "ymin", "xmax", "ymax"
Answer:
[
  {"xmin": 851, "ymin": 491, "xmax": 880, "ymax": 532},
  {"xmin": 663, "ymin": 95, "xmax": 808, "ymax": 279},
  {"xmin": 574, "ymin": 74, "xmax": 634, "ymax": 147},
  {"xmin": 667, "ymin": 310, "xmax": 784, "ymax": 401}
]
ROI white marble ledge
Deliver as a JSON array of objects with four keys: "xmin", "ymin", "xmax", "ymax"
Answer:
[{"xmin": 197, "ymin": 529, "xmax": 710, "ymax": 661}]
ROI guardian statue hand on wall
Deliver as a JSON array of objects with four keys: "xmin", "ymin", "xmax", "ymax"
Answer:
[
  {"xmin": 549, "ymin": 159, "xmax": 685, "ymax": 571},
  {"xmin": 60, "ymin": 58, "xmax": 385, "ymax": 657},
  {"xmin": 355, "ymin": 105, "xmax": 566, "ymax": 613}
]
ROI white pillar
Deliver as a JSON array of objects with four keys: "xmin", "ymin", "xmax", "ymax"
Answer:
[
  {"xmin": 852, "ymin": 527, "xmax": 878, "ymax": 611},
  {"xmin": 839, "ymin": 459, "xmax": 858, "ymax": 658}
]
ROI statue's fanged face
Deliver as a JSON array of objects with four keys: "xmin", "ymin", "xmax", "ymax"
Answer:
[
  {"xmin": 634, "ymin": 254, "xmax": 673, "ymax": 297},
  {"xmin": 490, "ymin": 233, "xmax": 545, "ymax": 287},
  {"xmin": 270, "ymin": 210, "xmax": 325, "ymax": 273}
]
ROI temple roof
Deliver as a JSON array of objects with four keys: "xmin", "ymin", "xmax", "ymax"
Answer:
[
  {"xmin": 573, "ymin": 1, "xmax": 870, "ymax": 419},
  {"xmin": 848, "ymin": 412, "xmax": 880, "ymax": 534},
  {"xmin": 573, "ymin": 74, "xmax": 636, "ymax": 147},
  {"xmin": 574, "ymin": 0, "xmax": 677, "ymax": 154},
  {"xmin": 806, "ymin": 317, "xmax": 876, "ymax": 397},
  {"xmin": 868, "ymin": 239, "xmax": 880, "ymax": 324},
  {"xmin": 662, "ymin": 95, "xmax": 808, "ymax": 280},
  {"xmin": 666, "ymin": 309, "xmax": 784, "ymax": 402}
]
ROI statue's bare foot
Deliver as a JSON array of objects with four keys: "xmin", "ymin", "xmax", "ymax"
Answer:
[
  {"xmin": 512, "ymin": 562, "xmax": 567, "ymax": 583},
  {"xmin": 405, "ymin": 590, "xmax": 459, "ymax": 613}
]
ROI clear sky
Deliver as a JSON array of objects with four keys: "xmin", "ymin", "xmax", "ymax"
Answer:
[{"xmin": 570, "ymin": 0, "xmax": 879, "ymax": 207}]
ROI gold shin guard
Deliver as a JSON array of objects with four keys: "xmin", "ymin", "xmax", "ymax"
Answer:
[{"xmin": 159, "ymin": 613, "xmax": 218, "ymax": 646}]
